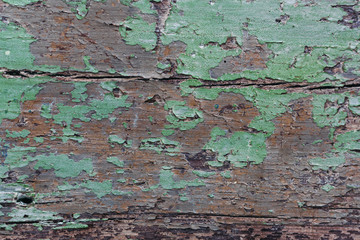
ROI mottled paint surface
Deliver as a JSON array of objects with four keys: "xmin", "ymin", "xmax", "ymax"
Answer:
[{"xmin": 0, "ymin": 0, "xmax": 359, "ymax": 238}]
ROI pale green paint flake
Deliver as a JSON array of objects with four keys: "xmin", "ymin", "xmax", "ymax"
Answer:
[
  {"xmin": 0, "ymin": 224, "xmax": 16, "ymax": 231},
  {"xmin": 132, "ymin": 0, "xmax": 156, "ymax": 14},
  {"xmin": 0, "ymin": 21, "xmax": 61, "ymax": 72},
  {"xmin": 159, "ymin": 169, "xmax": 205, "ymax": 190},
  {"xmin": 335, "ymin": 130, "xmax": 360, "ymax": 154},
  {"xmin": 204, "ymin": 128, "xmax": 267, "ymax": 168},
  {"xmin": 71, "ymin": 82, "xmax": 88, "ymax": 102},
  {"xmin": 100, "ymin": 81, "xmax": 118, "ymax": 92},
  {"xmin": 4, "ymin": 146, "xmax": 36, "ymax": 169},
  {"xmin": 119, "ymin": 15, "xmax": 157, "ymax": 51},
  {"xmin": 297, "ymin": 202, "xmax": 305, "ymax": 208},
  {"xmin": 180, "ymin": 81, "xmax": 306, "ymax": 134},
  {"xmin": 108, "ymin": 135, "xmax": 132, "ymax": 148},
  {"xmin": 81, "ymin": 180, "xmax": 113, "ymax": 198},
  {"xmin": 8, "ymin": 207, "xmax": 62, "ymax": 222},
  {"xmin": 0, "ymin": 76, "xmax": 50, "ymax": 124},
  {"xmin": 46, "ymin": 91, "xmax": 131, "ymax": 126},
  {"xmin": 180, "ymin": 196, "xmax": 189, "ymax": 202},
  {"xmin": 156, "ymin": 0, "xmax": 360, "ymax": 81},
  {"xmin": 192, "ymin": 170, "xmax": 216, "ymax": 178},
  {"xmin": 220, "ymin": 171, "xmax": 232, "ymax": 179},
  {"xmin": 322, "ymin": 184, "xmax": 335, "ymax": 192},
  {"xmin": 157, "ymin": 62, "xmax": 171, "ymax": 70},
  {"xmin": 6, "ymin": 129, "xmax": 30, "ymax": 138},
  {"xmin": 161, "ymin": 129, "xmax": 174, "ymax": 136},
  {"xmin": 312, "ymin": 94, "xmax": 348, "ymax": 129},
  {"xmin": 308, "ymin": 154, "xmax": 345, "ymax": 171},
  {"xmin": 140, "ymin": 137, "xmax": 180, "ymax": 155},
  {"xmin": 59, "ymin": 127, "xmax": 84, "ymax": 143},
  {"xmin": 62, "ymin": 0, "xmax": 107, "ymax": 20},
  {"xmin": 53, "ymin": 222, "xmax": 88, "ymax": 230},
  {"xmin": 164, "ymin": 100, "xmax": 204, "ymax": 131},
  {"xmin": 32, "ymin": 154, "xmax": 93, "ymax": 178},
  {"xmin": 312, "ymin": 140, "xmax": 323, "ymax": 145},
  {"xmin": 106, "ymin": 157, "xmax": 124, "ymax": 167}
]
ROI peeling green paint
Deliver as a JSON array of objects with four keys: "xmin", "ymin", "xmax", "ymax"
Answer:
[
  {"xmin": 8, "ymin": 207, "xmax": 62, "ymax": 222},
  {"xmin": 158, "ymin": 169, "xmax": 205, "ymax": 190},
  {"xmin": 4, "ymin": 146, "xmax": 36, "ymax": 169},
  {"xmin": 32, "ymin": 154, "xmax": 93, "ymax": 178},
  {"xmin": 180, "ymin": 80, "xmax": 306, "ymax": 134},
  {"xmin": 62, "ymin": 0, "xmax": 107, "ymax": 20},
  {"xmin": 108, "ymin": 135, "xmax": 132, "ymax": 148},
  {"xmin": 321, "ymin": 184, "xmax": 335, "ymax": 192},
  {"xmin": 161, "ymin": 129, "xmax": 174, "ymax": 137},
  {"xmin": 0, "ymin": 22, "xmax": 61, "ymax": 72},
  {"xmin": 81, "ymin": 180, "xmax": 112, "ymax": 198},
  {"xmin": 334, "ymin": 130, "xmax": 360, "ymax": 154},
  {"xmin": 220, "ymin": 171, "xmax": 232, "ymax": 179},
  {"xmin": 309, "ymin": 154, "xmax": 345, "ymax": 171},
  {"xmin": 157, "ymin": 62, "xmax": 171, "ymax": 70},
  {"xmin": 71, "ymin": 82, "xmax": 88, "ymax": 102},
  {"xmin": 0, "ymin": 76, "xmax": 50, "ymax": 124},
  {"xmin": 6, "ymin": 130, "xmax": 30, "ymax": 139},
  {"xmin": 53, "ymin": 222, "xmax": 88, "ymax": 230},
  {"xmin": 164, "ymin": 100, "xmax": 204, "ymax": 131},
  {"xmin": 43, "ymin": 89, "xmax": 132, "ymax": 126},
  {"xmin": 140, "ymin": 137, "xmax": 180, "ymax": 155},
  {"xmin": 119, "ymin": 16, "xmax": 157, "ymax": 51},
  {"xmin": 192, "ymin": 170, "xmax": 216, "ymax": 178},
  {"xmin": 106, "ymin": 157, "xmax": 124, "ymax": 167},
  {"xmin": 204, "ymin": 127, "xmax": 267, "ymax": 168}
]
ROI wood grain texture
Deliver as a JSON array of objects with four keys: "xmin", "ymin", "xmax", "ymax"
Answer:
[{"xmin": 0, "ymin": 0, "xmax": 360, "ymax": 239}]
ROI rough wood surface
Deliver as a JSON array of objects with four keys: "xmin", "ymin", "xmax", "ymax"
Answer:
[{"xmin": 0, "ymin": 0, "xmax": 360, "ymax": 239}]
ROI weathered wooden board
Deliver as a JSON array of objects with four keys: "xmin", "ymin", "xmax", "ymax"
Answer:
[{"xmin": 0, "ymin": 0, "xmax": 360, "ymax": 239}]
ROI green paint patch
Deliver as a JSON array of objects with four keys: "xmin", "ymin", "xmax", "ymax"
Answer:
[
  {"xmin": 180, "ymin": 196, "xmax": 188, "ymax": 202},
  {"xmin": 164, "ymin": 100, "xmax": 204, "ymax": 131},
  {"xmin": 62, "ymin": 0, "xmax": 107, "ymax": 20},
  {"xmin": 43, "ymin": 85, "xmax": 132, "ymax": 126},
  {"xmin": 180, "ymin": 81, "xmax": 306, "ymax": 134},
  {"xmin": 81, "ymin": 180, "xmax": 112, "ymax": 198},
  {"xmin": 158, "ymin": 169, "xmax": 205, "ymax": 190},
  {"xmin": 108, "ymin": 135, "xmax": 132, "ymax": 148},
  {"xmin": 312, "ymin": 140, "xmax": 323, "ymax": 145},
  {"xmin": 6, "ymin": 130, "xmax": 30, "ymax": 138},
  {"xmin": 71, "ymin": 82, "xmax": 88, "ymax": 102},
  {"xmin": 53, "ymin": 222, "xmax": 88, "ymax": 230},
  {"xmin": 322, "ymin": 184, "xmax": 335, "ymax": 192},
  {"xmin": 59, "ymin": 127, "xmax": 84, "ymax": 143},
  {"xmin": 204, "ymin": 127, "xmax": 267, "ymax": 168},
  {"xmin": 140, "ymin": 137, "xmax": 180, "ymax": 155},
  {"xmin": 335, "ymin": 130, "xmax": 360, "ymax": 154},
  {"xmin": 156, "ymin": 0, "xmax": 360, "ymax": 81},
  {"xmin": 119, "ymin": 15, "xmax": 157, "ymax": 51},
  {"xmin": 192, "ymin": 170, "xmax": 216, "ymax": 178},
  {"xmin": 0, "ymin": 224, "xmax": 16, "ymax": 231},
  {"xmin": 308, "ymin": 154, "xmax": 345, "ymax": 171},
  {"xmin": 157, "ymin": 62, "xmax": 171, "ymax": 70},
  {"xmin": 0, "ymin": 76, "xmax": 50, "ymax": 124},
  {"xmin": 32, "ymin": 154, "xmax": 93, "ymax": 178},
  {"xmin": 220, "ymin": 171, "xmax": 232, "ymax": 179},
  {"xmin": 0, "ymin": 21, "xmax": 61, "ymax": 72},
  {"xmin": 312, "ymin": 94, "xmax": 348, "ymax": 129},
  {"xmin": 8, "ymin": 207, "xmax": 62, "ymax": 222},
  {"xmin": 161, "ymin": 129, "xmax": 174, "ymax": 136},
  {"xmin": 4, "ymin": 146, "xmax": 36, "ymax": 169},
  {"xmin": 297, "ymin": 202, "xmax": 305, "ymax": 208},
  {"xmin": 106, "ymin": 157, "xmax": 124, "ymax": 167}
]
